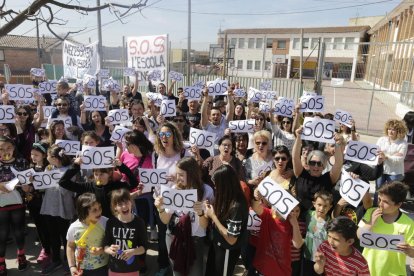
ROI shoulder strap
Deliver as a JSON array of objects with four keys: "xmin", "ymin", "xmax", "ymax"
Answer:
[{"xmin": 137, "ymin": 155, "xmax": 146, "ymax": 169}]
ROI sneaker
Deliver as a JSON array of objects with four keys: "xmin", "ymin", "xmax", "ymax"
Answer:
[
  {"xmin": 41, "ymin": 261, "xmax": 62, "ymax": 275},
  {"xmin": 150, "ymin": 228, "xmax": 158, "ymax": 241},
  {"xmin": 0, "ymin": 262, "xmax": 7, "ymax": 276},
  {"xmin": 17, "ymin": 255, "xmax": 28, "ymax": 271},
  {"xmin": 155, "ymin": 267, "xmax": 170, "ymax": 276},
  {"xmin": 37, "ymin": 248, "xmax": 49, "ymax": 264}
]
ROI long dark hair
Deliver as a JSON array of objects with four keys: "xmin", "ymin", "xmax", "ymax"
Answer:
[
  {"xmin": 177, "ymin": 157, "xmax": 204, "ymax": 201},
  {"xmin": 48, "ymin": 145, "xmax": 71, "ymax": 167},
  {"xmin": 88, "ymin": 111, "xmax": 107, "ymax": 127},
  {"xmin": 124, "ymin": 130, "xmax": 154, "ymax": 156},
  {"xmin": 15, "ymin": 105, "xmax": 33, "ymax": 130},
  {"xmin": 212, "ymin": 164, "xmax": 246, "ymax": 222}
]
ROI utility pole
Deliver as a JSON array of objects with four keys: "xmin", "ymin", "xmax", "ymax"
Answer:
[
  {"xmin": 299, "ymin": 28, "xmax": 304, "ymax": 92},
  {"xmin": 222, "ymin": 32, "xmax": 228, "ymax": 79},
  {"xmin": 187, "ymin": 0, "xmax": 191, "ymax": 85},
  {"xmin": 36, "ymin": 18, "xmax": 41, "ymax": 67},
  {"xmin": 97, "ymin": 0, "xmax": 104, "ymax": 68}
]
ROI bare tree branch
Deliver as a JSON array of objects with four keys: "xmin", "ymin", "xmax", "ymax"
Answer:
[{"xmin": 48, "ymin": 0, "xmax": 148, "ymax": 12}]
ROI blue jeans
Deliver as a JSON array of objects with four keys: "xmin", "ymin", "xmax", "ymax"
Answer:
[{"xmin": 374, "ymin": 174, "xmax": 405, "ymax": 205}]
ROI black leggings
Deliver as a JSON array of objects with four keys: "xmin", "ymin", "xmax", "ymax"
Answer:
[
  {"xmin": 0, "ymin": 207, "xmax": 26, "ymax": 257},
  {"xmin": 205, "ymin": 242, "xmax": 241, "ymax": 276},
  {"xmin": 43, "ymin": 215, "xmax": 70, "ymax": 263},
  {"xmin": 155, "ymin": 211, "xmax": 169, "ymax": 269},
  {"xmin": 27, "ymin": 197, "xmax": 51, "ymax": 254}
]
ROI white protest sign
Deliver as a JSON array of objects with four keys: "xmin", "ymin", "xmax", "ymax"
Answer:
[
  {"xmin": 107, "ymin": 109, "xmax": 130, "ymax": 125},
  {"xmin": 273, "ymin": 97, "xmax": 295, "ymax": 118},
  {"xmin": 234, "ymin": 88, "xmax": 246, "ymax": 98},
  {"xmin": 83, "ymin": 95, "xmax": 106, "ymax": 111},
  {"xmin": 248, "ymin": 87, "xmax": 262, "ymax": 103},
  {"xmin": 299, "ymin": 95, "xmax": 325, "ymax": 112},
  {"xmin": 39, "ymin": 81, "xmax": 58, "ymax": 94},
  {"xmin": 3, "ymin": 178, "xmax": 19, "ymax": 192},
  {"xmin": 43, "ymin": 106, "xmax": 56, "ymax": 119},
  {"xmin": 97, "ymin": 69, "xmax": 110, "ymax": 78},
  {"xmin": 75, "ymin": 79, "xmax": 84, "ymax": 94},
  {"xmin": 0, "ymin": 105, "xmax": 15, "ymax": 123},
  {"xmin": 161, "ymin": 185, "xmax": 197, "ymax": 212},
  {"xmin": 183, "ymin": 86, "xmax": 202, "ymax": 101},
  {"xmin": 228, "ymin": 119, "xmax": 255, "ymax": 133},
  {"xmin": 340, "ymin": 170, "xmax": 370, "ymax": 208},
  {"xmin": 259, "ymin": 80, "xmax": 272, "ymax": 91},
  {"xmin": 110, "ymin": 126, "xmax": 131, "ymax": 143},
  {"xmin": 247, "ymin": 209, "xmax": 262, "ymax": 231},
  {"xmin": 124, "ymin": 68, "xmax": 136, "ymax": 77},
  {"xmin": 148, "ymin": 69, "xmax": 162, "ymax": 81},
  {"xmin": 146, "ymin": 92, "xmax": 163, "ymax": 107},
  {"xmin": 11, "ymin": 168, "xmax": 35, "ymax": 185},
  {"xmin": 334, "ymin": 109, "xmax": 353, "ymax": 128},
  {"xmin": 301, "ymin": 117, "xmax": 335, "ymax": 144},
  {"xmin": 192, "ymin": 80, "xmax": 204, "ymax": 89},
  {"xmin": 259, "ymin": 102, "xmax": 271, "ymax": 113},
  {"xmin": 261, "ymin": 91, "xmax": 277, "ymax": 101},
  {"xmin": 256, "ymin": 161, "xmax": 274, "ymax": 177},
  {"xmin": 189, "ymin": 127, "xmax": 216, "ymax": 150},
  {"xmin": 303, "ymin": 90, "xmax": 317, "ymax": 97},
  {"xmin": 83, "ymin": 74, "xmax": 96, "ymax": 89},
  {"xmin": 63, "ymin": 40, "xmax": 100, "ymax": 79},
  {"xmin": 169, "ymin": 71, "xmax": 183, "ymax": 82},
  {"xmin": 55, "ymin": 140, "xmax": 81, "ymax": 156},
  {"xmin": 81, "ymin": 146, "xmax": 114, "ymax": 169},
  {"xmin": 207, "ymin": 79, "xmax": 228, "ymax": 96},
  {"xmin": 47, "ymin": 117, "xmax": 72, "ymax": 129},
  {"xmin": 331, "ymin": 78, "xmax": 344, "ymax": 87},
  {"xmin": 360, "ymin": 231, "xmax": 404, "ymax": 252},
  {"xmin": 160, "ymin": 99, "xmax": 176, "ymax": 117},
  {"xmin": 30, "ymin": 68, "xmax": 45, "ymax": 77},
  {"xmin": 139, "ymin": 169, "xmax": 168, "ymax": 193},
  {"xmin": 5, "ymin": 84, "xmax": 35, "ymax": 101},
  {"xmin": 102, "ymin": 78, "xmax": 121, "ymax": 92},
  {"xmin": 127, "ymin": 35, "xmax": 168, "ymax": 82},
  {"xmin": 345, "ymin": 141, "xmax": 379, "ymax": 166},
  {"xmin": 32, "ymin": 170, "xmax": 64, "ymax": 190},
  {"xmin": 258, "ymin": 176, "xmax": 299, "ymax": 219}
]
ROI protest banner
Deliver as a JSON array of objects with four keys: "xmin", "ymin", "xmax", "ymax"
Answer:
[
  {"xmin": 340, "ymin": 170, "xmax": 370, "ymax": 208},
  {"xmin": 160, "ymin": 185, "xmax": 197, "ymax": 212},
  {"xmin": 63, "ymin": 40, "xmax": 100, "ymax": 79},
  {"xmin": 0, "ymin": 105, "xmax": 15, "ymax": 123},
  {"xmin": 301, "ymin": 117, "xmax": 335, "ymax": 144},
  {"xmin": 345, "ymin": 141, "xmax": 379, "ymax": 166},
  {"xmin": 81, "ymin": 146, "xmax": 114, "ymax": 169},
  {"xmin": 360, "ymin": 231, "xmax": 404, "ymax": 252}
]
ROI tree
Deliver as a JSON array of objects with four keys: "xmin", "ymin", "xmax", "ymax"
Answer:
[{"xmin": 0, "ymin": 0, "xmax": 148, "ymax": 39}]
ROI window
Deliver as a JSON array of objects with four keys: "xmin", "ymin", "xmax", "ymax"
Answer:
[
  {"xmin": 266, "ymin": 38, "xmax": 273, "ymax": 48},
  {"xmin": 248, "ymin": 38, "xmax": 255, "ymax": 48},
  {"xmin": 256, "ymin": 38, "xmax": 263, "ymax": 49},
  {"xmin": 344, "ymin": 37, "xmax": 355, "ymax": 50},
  {"xmin": 265, "ymin": 61, "xmax": 271, "ymax": 71},
  {"xmin": 238, "ymin": 38, "xmax": 245, "ymax": 48},
  {"xmin": 303, "ymin": 38, "xmax": 309, "ymax": 49},
  {"xmin": 277, "ymin": 40, "xmax": 286, "ymax": 49},
  {"xmin": 255, "ymin": 60, "xmax": 261, "ymax": 70},
  {"xmin": 310, "ymin": 38, "xmax": 319, "ymax": 49},
  {"xmin": 333, "ymin": 37, "xmax": 343, "ymax": 50},
  {"xmin": 247, "ymin": 60, "xmax": 253, "ymax": 70},
  {"xmin": 0, "ymin": 50, "xmax": 4, "ymax": 61},
  {"xmin": 293, "ymin": 38, "xmax": 300, "ymax": 50},
  {"xmin": 323, "ymin": 37, "xmax": 332, "ymax": 50},
  {"xmin": 230, "ymin": 38, "xmax": 237, "ymax": 46},
  {"xmin": 237, "ymin": 60, "xmax": 243, "ymax": 69}
]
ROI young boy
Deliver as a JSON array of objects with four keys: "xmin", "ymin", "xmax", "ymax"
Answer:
[
  {"xmin": 302, "ymin": 190, "xmax": 333, "ymax": 276},
  {"xmin": 314, "ymin": 216, "xmax": 370, "ymax": 275},
  {"xmin": 357, "ymin": 181, "xmax": 414, "ymax": 276}
]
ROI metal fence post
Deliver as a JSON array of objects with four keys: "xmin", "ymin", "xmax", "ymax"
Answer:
[{"xmin": 366, "ymin": 44, "xmax": 381, "ymax": 134}]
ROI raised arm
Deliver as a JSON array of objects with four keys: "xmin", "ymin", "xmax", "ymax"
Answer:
[
  {"xmin": 225, "ymin": 89, "xmax": 235, "ymax": 122},
  {"xmin": 292, "ymin": 127, "xmax": 304, "ymax": 177},
  {"xmin": 118, "ymin": 163, "xmax": 138, "ymax": 189},
  {"xmin": 329, "ymin": 134, "xmax": 344, "ymax": 184},
  {"xmin": 292, "ymin": 103, "xmax": 301, "ymax": 137},
  {"xmin": 167, "ymin": 80, "xmax": 176, "ymax": 97},
  {"xmin": 59, "ymin": 163, "xmax": 92, "ymax": 194},
  {"xmin": 33, "ymin": 95, "xmax": 45, "ymax": 129}
]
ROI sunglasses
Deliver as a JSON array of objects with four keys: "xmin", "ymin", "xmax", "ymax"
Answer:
[
  {"xmin": 256, "ymin": 118, "xmax": 265, "ymax": 121},
  {"xmin": 173, "ymin": 119, "xmax": 184, "ymax": 123},
  {"xmin": 308, "ymin": 160, "xmax": 323, "ymax": 167},
  {"xmin": 158, "ymin": 131, "xmax": 172, "ymax": 138},
  {"xmin": 16, "ymin": 112, "xmax": 28, "ymax": 116},
  {"xmin": 57, "ymin": 103, "xmax": 68, "ymax": 107},
  {"xmin": 255, "ymin": 141, "xmax": 268, "ymax": 146},
  {"xmin": 274, "ymin": 156, "xmax": 287, "ymax": 162},
  {"xmin": 282, "ymin": 121, "xmax": 291, "ymax": 124}
]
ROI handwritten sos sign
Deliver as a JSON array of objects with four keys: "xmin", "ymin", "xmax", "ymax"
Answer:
[
  {"xmin": 207, "ymin": 79, "xmax": 228, "ymax": 96},
  {"xmin": 183, "ymin": 86, "xmax": 202, "ymax": 101},
  {"xmin": 261, "ymin": 91, "xmax": 277, "ymax": 101},
  {"xmin": 47, "ymin": 117, "xmax": 72, "ymax": 129},
  {"xmin": 340, "ymin": 170, "xmax": 370, "ymax": 207},
  {"xmin": 124, "ymin": 68, "xmax": 136, "ymax": 76},
  {"xmin": 38, "ymin": 81, "xmax": 58, "ymax": 94},
  {"xmin": 258, "ymin": 176, "xmax": 299, "ymax": 219},
  {"xmin": 169, "ymin": 71, "xmax": 183, "ymax": 82},
  {"xmin": 146, "ymin": 92, "xmax": 163, "ymax": 107},
  {"xmin": 43, "ymin": 106, "xmax": 56, "ymax": 119},
  {"xmin": 160, "ymin": 99, "xmax": 176, "ymax": 117},
  {"xmin": 360, "ymin": 231, "xmax": 404, "ymax": 252},
  {"xmin": 55, "ymin": 140, "xmax": 81, "ymax": 156},
  {"xmin": 5, "ymin": 84, "xmax": 35, "ymax": 101},
  {"xmin": 248, "ymin": 87, "xmax": 262, "ymax": 103},
  {"xmin": 81, "ymin": 146, "xmax": 114, "ymax": 169},
  {"xmin": 256, "ymin": 161, "xmax": 274, "ymax": 177},
  {"xmin": 97, "ymin": 69, "xmax": 110, "ymax": 78},
  {"xmin": 32, "ymin": 170, "xmax": 63, "ymax": 190},
  {"xmin": 83, "ymin": 74, "xmax": 96, "ymax": 89},
  {"xmin": 0, "ymin": 105, "xmax": 15, "ymax": 123},
  {"xmin": 228, "ymin": 119, "xmax": 255, "ymax": 133},
  {"xmin": 259, "ymin": 80, "xmax": 272, "ymax": 91},
  {"xmin": 299, "ymin": 95, "xmax": 324, "ymax": 113},
  {"xmin": 301, "ymin": 117, "xmax": 335, "ymax": 144},
  {"xmin": 102, "ymin": 78, "xmax": 121, "ymax": 92},
  {"xmin": 234, "ymin": 88, "xmax": 246, "ymax": 98},
  {"xmin": 30, "ymin": 68, "xmax": 45, "ymax": 77},
  {"xmin": 110, "ymin": 126, "xmax": 131, "ymax": 143},
  {"xmin": 259, "ymin": 102, "xmax": 271, "ymax": 113},
  {"xmin": 11, "ymin": 167, "xmax": 35, "ymax": 185},
  {"xmin": 107, "ymin": 109, "xmax": 130, "ymax": 125},
  {"xmin": 247, "ymin": 209, "xmax": 262, "ymax": 231},
  {"xmin": 139, "ymin": 168, "xmax": 168, "ymax": 193},
  {"xmin": 192, "ymin": 80, "xmax": 204, "ymax": 89},
  {"xmin": 84, "ymin": 96, "xmax": 106, "ymax": 111},
  {"xmin": 148, "ymin": 69, "xmax": 162, "ymax": 81},
  {"xmin": 273, "ymin": 97, "xmax": 294, "ymax": 117},
  {"xmin": 345, "ymin": 141, "xmax": 379, "ymax": 166},
  {"xmin": 334, "ymin": 109, "xmax": 353, "ymax": 128},
  {"xmin": 161, "ymin": 185, "xmax": 197, "ymax": 212},
  {"xmin": 189, "ymin": 128, "xmax": 216, "ymax": 150}
]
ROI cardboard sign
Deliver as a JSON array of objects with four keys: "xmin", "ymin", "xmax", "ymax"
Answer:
[
  {"xmin": 11, "ymin": 168, "xmax": 35, "ymax": 185},
  {"xmin": 183, "ymin": 86, "xmax": 202, "ymax": 101},
  {"xmin": 81, "ymin": 146, "xmax": 114, "ymax": 169},
  {"xmin": 258, "ymin": 176, "xmax": 299, "ymax": 219},
  {"xmin": 248, "ymin": 87, "xmax": 262, "ymax": 103},
  {"xmin": 345, "ymin": 141, "xmax": 379, "ymax": 166},
  {"xmin": 38, "ymin": 81, "xmax": 58, "ymax": 94},
  {"xmin": 0, "ymin": 105, "xmax": 15, "ymax": 123},
  {"xmin": 207, "ymin": 79, "xmax": 228, "ymax": 96},
  {"xmin": 84, "ymin": 95, "xmax": 106, "ymax": 111},
  {"xmin": 139, "ymin": 168, "xmax": 168, "ymax": 193},
  {"xmin": 5, "ymin": 84, "xmax": 35, "ymax": 101},
  {"xmin": 160, "ymin": 99, "xmax": 176, "ymax": 117},
  {"xmin": 301, "ymin": 117, "xmax": 335, "ymax": 144},
  {"xmin": 299, "ymin": 95, "xmax": 325, "ymax": 113},
  {"xmin": 340, "ymin": 170, "xmax": 370, "ymax": 208},
  {"xmin": 189, "ymin": 127, "xmax": 216, "ymax": 150},
  {"xmin": 110, "ymin": 126, "xmax": 131, "ymax": 142},
  {"xmin": 107, "ymin": 109, "xmax": 130, "ymax": 125},
  {"xmin": 32, "ymin": 170, "xmax": 64, "ymax": 190},
  {"xmin": 273, "ymin": 97, "xmax": 294, "ymax": 118},
  {"xmin": 247, "ymin": 209, "xmax": 262, "ymax": 231},
  {"xmin": 55, "ymin": 140, "xmax": 81, "ymax": 156},
  {"xmin": 169, "ymin": 71, "xmax": 183, "ymax": 82},
  {"xmin": 228, "ymin": 119, "xmax": 255, "ymax": 133},
  {"xmin": 334, "ymin": 109, "xmax": 353, "ymax": 128},
  {"xmin": 161, "ymin": 185, "xmax": 197, "ymax": 212},
  {"xmin": 234, "ymin": 88, "xmax": 246, "ymax": 98},
  {"xmin": 360, "ymin": 231, "xmax": 404, "ymax": 252},
  {"xmin": 30, "ymin": 68, "xmax": 45, "ymax": 77},
  {"xmin": 63, "ymin": 40, "xmax": 100, "ymax": 79}
]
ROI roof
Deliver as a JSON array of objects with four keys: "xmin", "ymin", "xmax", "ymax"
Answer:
[
  {"xmin": 224, "ymin": 26, "xmax": 370, "ymax": 35},
  {"xmin": 0, "ymin": 35, "xmax": 77, "ymax": 51},
  {"xmin": 369, "ymin": 0, "xmax": 414, "ymax": 34}
]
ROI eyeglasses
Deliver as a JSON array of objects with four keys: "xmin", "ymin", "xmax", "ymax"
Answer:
[
  {"xmin": 282, "ymin": 121, "xmax": 291, "ymax": 124},
  {"xmin": 158, "ymin": 131, "xmax": 172, "ymax": 138},
  {"xmin": 16, "ymin": 112, "xmax": 28, "ymax": 116},
  {"xmin": 274, "ymin": 156, "xmax": 287, "ymax": 162},
  {"xmin": 308, "ymin": 160, "xmax": 323, "ymax": 167},
  {"xmin": 173, "ymin": 119, "xmax": 185, "ymax": 123},
  {"xmin": 256, "ymin": 118, "xmax": 265, "ymax": 121},
  {"xmin": 56, "ymin": 103, "xmax": 68, "ymax": 107},
  {"xmin": 255, "ymin": 141, "xmax": 268, "ymax": 146}
]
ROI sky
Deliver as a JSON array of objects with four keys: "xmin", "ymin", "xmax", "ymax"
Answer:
[{"xmin": 2, "ymin": 0, "xmax": 404, "ymax": 51}]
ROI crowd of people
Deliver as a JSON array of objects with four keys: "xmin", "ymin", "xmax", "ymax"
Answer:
[{"xmin": 0, "ymin": 74, "xmax": 414, "ymax": 276}]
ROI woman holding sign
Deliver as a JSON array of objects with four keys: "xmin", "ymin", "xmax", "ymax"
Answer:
[
  {"xmin": 80, "ymin": 106, "xmax": 111, "ymax": 147},
  {"xmin": 48, "ymin": 120, "xmax": 69, "ymax": 145}
]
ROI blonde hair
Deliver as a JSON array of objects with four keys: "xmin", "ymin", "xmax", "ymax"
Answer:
[
  {"xmin": 384, "ymin": 119, "xmax": 408, "ymax": 139},
  {"xmin": 253, "ymin": 130, "xmax": 271, "ymax": 144}
]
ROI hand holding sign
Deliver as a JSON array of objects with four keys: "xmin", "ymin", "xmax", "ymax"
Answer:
[
  {"xmin": 340, "ymin": 170, "xmax": 370, "ymax": 207},
  {"xmin": 83, "ymin": 74, "xmax": 96, "ymax": 89},
  {"xmin": 139, "ymin": 169, "xmax": 168, "ymax": 193},
  {"xmin": 207, "ymin": 79, "xmax": 228, "ymax": 96},
  {"xmin": 160, "ymin": 185, "xmax": 197, "ymax": 212},
  {"xmin": 160, "ymin": 99, "xmax": 176, "ymax": 117},
  {"xmin": 169, "ymin": 71, "xmax": 183, "ymax": 82},
  {"xmin": 233, "ymin": 88, "xmax": 246, "ymax": 98},
  {"xmin": 299, "ymin": 95, "xmax": 324, "ymax": 113},
  {"xmin": 30, "ymin": 68, "xmax": 45, "ymax": 77},
  {"xmin": 11, "ymin": 167, "xmax": 35, "ymax": 185},
  {"xmin": 183, "ymin": 86, "xmax": 202, "ymax": 101},
  {"xmin": 345, "ymin": 141, "xmax": 379, "ymax": 166},
  {"xmin": 273, "ymin": 97, "xmax": 294, "ymax": 117},
  {"xmin": 189, "ymin": 128, "xmax": 216, "ymax": 150},
  {"xmin": 334, "ymin": 109, "xmax": 353, "ymax": 128},
  {"xmin": 247, "ymin": 209, "xmax": 262, "ymax": 231},
  {"xmin": 247, "ymin": 87, "xmax": 262, "ymax": 103},
  {"xmin": 360, "ymin": 230, "xmax": 404, "ymax": 252},
  {"xmin": 32, "ymin": 170, "xmax": 63, "ymax": 190},
  {"xmin": 301, "ymin": 117, "xmax": 335, "ymax": 144},
  {"xmin": 228, "ymin": 119, "xmax": 255, "ymax": 133},
  {"xmin": 107, "ymin": 109, "xmax": 130, "ymax": 125},
  {"xmin": 55, "ymin": 140, "xmax": 81, "ymax": 156}
]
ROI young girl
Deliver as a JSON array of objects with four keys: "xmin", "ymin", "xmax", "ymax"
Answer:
[
  {"xmin": 78, "ymin": 131, "xmax": 101, "ymax": 183},
  {"xmin": 0, "ymin": 136, "xmax": 29, "ymax": 275},
  {"xmin": 104, "ymin": 189, "xmax": 147, "ymax": 276},
  {"xmin": 40, "ymin": 145, "xmax": 76, "ymax": 275},
  {"xmin": 67, "ymin": 193, "xmax": 108, "ymax": 276}
]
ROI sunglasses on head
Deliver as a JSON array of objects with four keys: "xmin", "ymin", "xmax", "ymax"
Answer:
[
  {"xmin": 274, "ymin": 156, "xmax": 287, "ymax": 162},
  {"xmin": 16, "ymin": 112, "xmax": 28, "ymax": 116},
  {"xmin": 158, "ymin": 131, "xmax": 172, "ymax": 138},
  {"xmin": 255, "ymin": 141, "xmax": 268, "ymax": 146},
  {"xmin": 308, "ymin": 160, "xmax": 323, "ymax": 167}
]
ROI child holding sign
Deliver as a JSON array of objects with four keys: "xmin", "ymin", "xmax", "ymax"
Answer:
[{"xmin": 357, "ymin": 182, "xmax": 414, "ymax": 276}]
